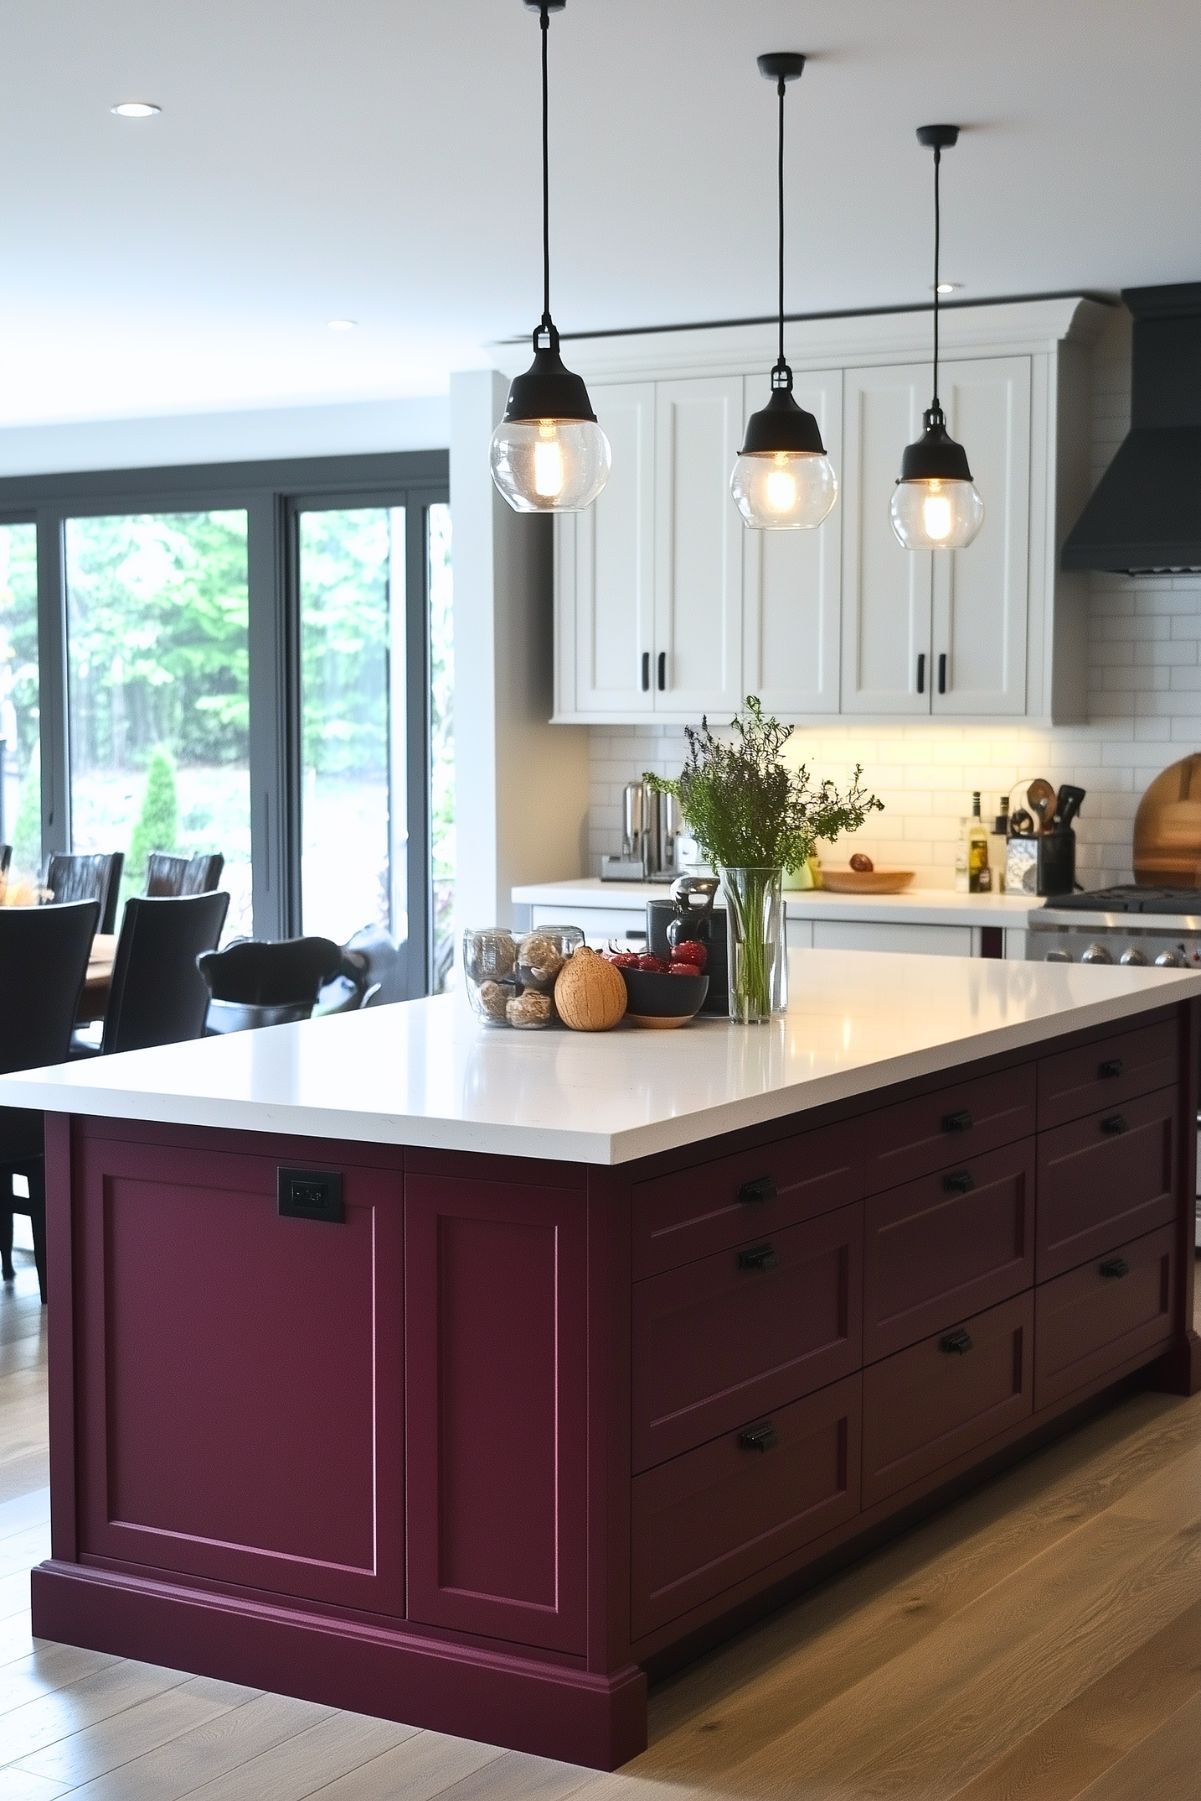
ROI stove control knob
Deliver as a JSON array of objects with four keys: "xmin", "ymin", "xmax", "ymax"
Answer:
[
  {"xmin": 1045, "ymin": 949, "xmax": 1072, "ymax": 963},
  {"xmin": 1154, "ymin": 948, "xmax": 1184, "ymax": 968},
  {"xmin": 1081, "ymin": 943, "xmax": 1113, "ymax": 965},
  {"xmin": 1119, "ymin": 947, "xmax": 1148, "ymax": 966}
]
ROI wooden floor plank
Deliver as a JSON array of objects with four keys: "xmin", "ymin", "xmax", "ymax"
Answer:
[
  {"xmin": 0, "ymin": 1641, "xmax": 120, "ymax": 1718},
  {"xmin": 1071, "ymin": 1690, "xmax": 1201, "ymax": 1801},
  {"xmin": 0, "ymin": 1658, "xmax": 195, "ymax": 1769},
  {"xmin": 173, "ymin": 1710, "xmax": 421, "ymax": 1801},
  {"xmin": 9, "ymin": 1674, "xmax": 265, "ymax": 1788}
]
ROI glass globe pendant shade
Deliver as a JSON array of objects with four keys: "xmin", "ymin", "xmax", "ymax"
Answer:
[
  {"xmin": 890, "ymin": 407, "xmax": 984, "ymax": 549},
  {"xmin": 731, "ymin": 448, "xmax": 838, "ymax": 529},
  {"xmin": 490, "ymin": 323, "xmax": 611, "ymax": 513}
]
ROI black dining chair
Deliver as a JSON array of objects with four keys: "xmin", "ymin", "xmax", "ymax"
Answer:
[
  {"xmin": 0, "ymin": 899, "xmax": 99, "ymax": 1303},
  {"xmin": 144, "ymin": 850, "xmax": 225, "ymax": 897},
  {"xmin": 73, "ymin": 891, "xmax": 231, "ymax": 1058},
  {"xmin": 316, "ymin": 923, "xmax": 405, "ymax": 1014},
  {"xmin": 0, "ymin": 844, "xmax": 11, "ymax": 881},
  {"xmin": 198, "ymin": 935, "xmax": 345, "ymax": 1034},
  {"xmin": 45, "ymin": 851, "xmax": 124, "ymax": 935}
]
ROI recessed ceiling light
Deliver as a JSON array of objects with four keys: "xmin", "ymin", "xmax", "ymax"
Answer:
[
  {"xmin": 327, "ymin": 319, "xmax": 358, "ymax": 332},
  {"xmin": 934, "ymin": 281, "xmax": 963, "ymax": 295},
  {"xmin": 111, "ymin": 101, "xmax": 161, "ymax": 118}
]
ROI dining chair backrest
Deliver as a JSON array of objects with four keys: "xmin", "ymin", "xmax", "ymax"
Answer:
[
  {"xmin": 45, "ymin": 851, "xmax": 124, "ymax": 935},
  {"xmin": 197, "ymin": 935, "xmax": 343, "ymax": 1007},
  {"xmin": 101, "ymin": 892, "xmax": 230, "ymax": 1056},
  {"xmin": 144, "ymin": 851, "xmax": 225, "ymax": 898},
  {"xmin": 0, "ymin": 900, "xmax": 99, "ymax": 1073},
  {"xmin": 0, "ymin": 844, "xmax": 11, "ymax": 879}
]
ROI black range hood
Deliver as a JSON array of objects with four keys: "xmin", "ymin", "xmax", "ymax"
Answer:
[{"xmin": 1062, "ymin": 282, "xmax": 1201, "ymax": 575}]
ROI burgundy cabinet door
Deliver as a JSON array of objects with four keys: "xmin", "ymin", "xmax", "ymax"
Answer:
[
  {"xmin": 865, "ymin": 1065, "xmax": 1035, "ymax": 1193},
  {"xmin": 630, "ymin": 1374, "xmax": 861, "ymax": 1640},
  {"xmin": 405, "ymin": 1175, "xmax": 587, "ymax": 1654},
  {"xmin": 74, "ymin": 1136, "xmax": 404, "ymax": 1616},
  {"xmin": 1036, "ymin": 1087, "xmax": 1177, "ymax": 1281},
  {"xmin": 632, "ymin": 1204, "xmax": 862, "ymax": 1471},
  {"xmin": 864, "ymin": 1141, "xmax": 1035, "ymax": 1362},
  {"xmin": 1037, "ymin": 1016, "xmax": 1177, "ymax": 1130},
  {"xmin": 861, "ymin": 1292, "xmax": 1033, "ymax": 1508},
  {"xmin": 1034, "ymin": 1224, "xmax": 1177, "ymax": 1409}
]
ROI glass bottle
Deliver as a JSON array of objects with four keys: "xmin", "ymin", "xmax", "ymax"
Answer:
[{"xmin": 967, "ymin": 792, "xmax": 990, "ymax": 893}]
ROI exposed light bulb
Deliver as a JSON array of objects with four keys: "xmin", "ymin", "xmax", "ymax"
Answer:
[
  {"xmin": 765, "ymin": 460, "xmax": 799, "ymax": 514},
  {"xmin": 533, "ymin": 427, "xmax": 565, "ymax": 500},
  {"xmin": 920, "ymin": 483, "xmax": 954, "ymax": 543},
  {"xmin": 731, "ymin": 448, "xmax": 838, "ymax": 530},
  {"xmin": 890, "ymin": 475, "xmax": 984, "ymax": 550}
]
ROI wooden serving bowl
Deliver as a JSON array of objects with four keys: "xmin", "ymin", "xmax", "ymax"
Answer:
[
  {"xmin": 620, "ymin": 967, "xmax": 709, "ymax": 1028},
  {"xmin": 820, "ymin": 869, "xmax": 915, "ymax": 895}
]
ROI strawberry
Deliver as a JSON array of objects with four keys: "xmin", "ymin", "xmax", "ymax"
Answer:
[
  {"xmin": 637, "ymin": 953, "xmax": 669, "ymax": 973},
  {"xmin": 668, "ymin": 963, "xmax": 698, "ymax": 976},
  {"xmin": 670, "ymin": 940, "xmax": 707, "ymax": 971}
]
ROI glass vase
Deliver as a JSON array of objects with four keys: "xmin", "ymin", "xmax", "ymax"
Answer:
[{"xmin": 720, "ymin": 866, "xmax": 787, "ymax": 1024}]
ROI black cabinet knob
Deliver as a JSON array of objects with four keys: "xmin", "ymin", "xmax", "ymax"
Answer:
[
  {"xmin": 738, "ymin": 1175, "xmax": 777, "ymax": 1206},
  {"xmin": 739, "ymin": 1423, "xmax": 778, "ymax": 1453},
  {"xmin": 1101, "ymin": 1114, "xmax": 1129, "ymax": 1136},
  {"xmin": 737, "ymin": 1243, "xmax": 779, "ymax": 1273},
  {"xmin": 1100, "ymin": 1257, "xmax": 1130, "ymax": 1280},
  {"xmin": 1098, "ymin": 1058, "xmax": 1124, "ymax": 1079},
  {"xmin": 940, "ymin": 1327, "xmax": 974, "ymax": 1355},
  {"xmin": 942, "ymin": 1109, "xmax": 973, "ymax": 1134},
  {"xmin": 943, "ymin": 1169, "xmax": 975, "ymax": 1195}
]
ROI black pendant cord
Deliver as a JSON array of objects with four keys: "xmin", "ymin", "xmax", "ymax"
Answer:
[
  {"xmin": 775, "ymin": 75, "xmax": 786, "ymax": 373},
  {"xmin": 930, "ymin": 145, "xmax": 942, "ymax": 413},
  {"xmin": 540, "ymin": 3, "xmax": 552, "ymax": 332}
]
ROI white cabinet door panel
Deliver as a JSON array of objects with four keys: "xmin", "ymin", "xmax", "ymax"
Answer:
[
  {"xmin": 840, "ymin": 365, "xmax": 933, "ymax": 715},
  {"xmin": 653, "ymin": 377, "xmax": 743, "ymax": 717},
  {"xmin": 931, "ymin": 357, "xmax": 1032, "ymax": 717},
  {"xmin": 742, "ymin": 370, "xmax": 843, "ymax": 717},
  {"xmin": 567, "ymin": 382, "xmax": 656, "ymax": 718},
  {"xmin": 811, "ymin": 921, "xmax": 973, "ymax": 957}
]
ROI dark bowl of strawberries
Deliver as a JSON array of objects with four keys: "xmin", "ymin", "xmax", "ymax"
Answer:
[{"xmin": 603, "ymin": 943, "xmax": 709, "ymax": 1029}]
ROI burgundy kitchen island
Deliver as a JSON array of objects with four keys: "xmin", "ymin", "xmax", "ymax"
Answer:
[{"xmin": 1, "ymin": 950, "xmax": 1198, "ymax": 1770}]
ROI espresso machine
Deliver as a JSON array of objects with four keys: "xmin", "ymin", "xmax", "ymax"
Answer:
[{"xmin": 601, "ymin": 780, "xmax": 683, "ymax": 881}]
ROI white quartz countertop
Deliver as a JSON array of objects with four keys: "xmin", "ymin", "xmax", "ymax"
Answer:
[
  {"xmin": 511, "ymin": 878, "xmax": 1041, "ymax": 929},
  {"xmin": 0, "ymin": 951, "xmax": 1196, "ymax": 1166}
]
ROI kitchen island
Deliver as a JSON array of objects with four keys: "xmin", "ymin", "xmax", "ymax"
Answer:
[{"xmin": 1, "ymin": 950, "xmax": 1198, "ymax": 1769}]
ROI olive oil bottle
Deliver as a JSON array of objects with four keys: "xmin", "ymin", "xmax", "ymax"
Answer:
[{"xmin": 967, "ymin": 791, "xmax": 991, "ymax": 893}]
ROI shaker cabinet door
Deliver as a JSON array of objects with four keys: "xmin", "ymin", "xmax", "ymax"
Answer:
[
  {"xmin": 742, "ymin": 369, "xmax": 844, "ymax": 717},
  {"xmin": 840, "ymin": 363, "xmax": 933, "ymax": 716}
]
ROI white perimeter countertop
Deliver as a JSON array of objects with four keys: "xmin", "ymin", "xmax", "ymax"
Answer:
[
  {"xmin": 0, "ymin": 950, "xmax": 1196, "ymax": 1166},
  {"xmin": 512, "ymin": 878, "xmax": 1042, "ymax": 930}
]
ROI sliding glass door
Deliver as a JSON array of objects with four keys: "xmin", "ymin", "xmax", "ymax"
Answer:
[{"xmin": 0, "ymin": 521, "xmax": 38, "ymax": 867}]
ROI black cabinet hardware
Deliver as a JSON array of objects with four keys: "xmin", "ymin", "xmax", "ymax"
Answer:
[
  {"xmin": 942, "ymin": 1109, "xmax": 973, "ymax": 1133},
  {"xmin": 1098, "ymin": 1058, "xmax": 1124, "ymax": 1078},
  {"xmin": 943, "ymin": 1169, "xmax": 975, "ymax": 1195},
  {"xmin": 940, "ymin": 1327, "xmax": 974, "ymax": 1355},
  {"xmin": 1101, "ymin": 1114, "xmax": 1129, "ymax": 1136},
  {"xmin": 641, "ymin": 652, "xmax": 650, "ymax": 692},
  {"xmin": 917, "ymin": 652, "xmax": 926, "ymax": 694},
  {"xmin": 657, "ymin": 651, "xmax": 666, "ymax": 691},
  {"xmin": 739, "ymin": 1423, "xmax": 778, "ymax": 1453},
  {"xmin": 938, "ymin": 652, "xmax": 947, "ymax": 694},
  {"xmin": 737, "ymin": 1243, "xmax": 779, "ymax": 1273},
  {"xmin": 1100, "ymin": 1256, "xmax": 1130, "ymax": 1280},
  {"xmin": 277, "ymin": 1167, "xmax": 344, "ymax": 1224},
  {"xmin": 738, "ymin": 1175, "xmax": 777, "ymax": 1206}
]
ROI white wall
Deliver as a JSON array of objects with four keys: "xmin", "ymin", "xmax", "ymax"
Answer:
[
  {"xmin": 581, "ymin": 309, "xmax": 1201, "ymax": 891},
  {"xmin": 0, "ymin": 395, "xmax": 449, "ymax": 475}
]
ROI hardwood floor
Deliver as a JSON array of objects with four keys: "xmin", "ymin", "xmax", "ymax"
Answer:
[{"xmin": 2, "ymin": 1235, "xmax": 1200, "ymax": 1800}]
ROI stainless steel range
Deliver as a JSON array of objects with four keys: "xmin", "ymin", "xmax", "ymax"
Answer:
[{"xmin": 1028, "ymin": 885, "xmax": 1201, "ymax": 1248}]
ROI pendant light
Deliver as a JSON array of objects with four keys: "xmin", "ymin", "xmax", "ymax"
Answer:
[
  {"xmin": 730, "ymin": 53, "xmax": 837, "ymax": 531},
  {"xmin": 490, "ymin": 0, "xmax": 610, "ymax": 513},
  {"xmin": 891, "ymin": 125, "xmax": 984, "ymax": 550}
]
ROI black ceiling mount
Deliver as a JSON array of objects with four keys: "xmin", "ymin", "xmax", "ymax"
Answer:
[
  {"xmin": 917, "ymin": 123, "xmax": 960, "ymax": 151},
  {"xmin": 757, "ymin": 52, "xmax": 806, "ymax": 85},
  {"xmin": 524, "ymin": 1, "xmax": 566, "ymax": 10}
]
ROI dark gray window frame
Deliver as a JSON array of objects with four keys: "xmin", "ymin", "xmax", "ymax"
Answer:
[{"xmin": 0, "ymin": 449, "xmax": 448, "ymax": 984}]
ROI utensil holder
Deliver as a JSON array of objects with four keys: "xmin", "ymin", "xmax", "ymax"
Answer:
[{"xmin": 1036, "ymin": 830, "xmax": 1076, "ymax": 898}]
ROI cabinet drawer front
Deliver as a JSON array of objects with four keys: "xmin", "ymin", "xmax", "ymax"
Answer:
[
  {"xmin": 1034, "ymin": 1224, "xmax": 1177, "ymax": 1410},
  {"xmin": 864, "ymin": 1141, "xmax": 1035, "ymax": 1363},
  {"xmin": 1036, "ymin": 1087, "xmax": 1177, "ymax": 1281},
  {"xmin": 1037, "ymin": 1017, "xmax": 1177, "ymax": 1130},
  {"xmin": 866, "ymin": 1065, "xmax": 1036, "ymax": 1193},
  {"xmin": 631, "ymin": 1374, "xmax": 861, "ymax": 1640},
  {"xmin": 632, "ymin": 1119, "xmax": 863, "ymax": 1279},
  {"xmin": 862, "ymin": 1292, "xmax": 1033, "ymax": 1508},
  {"xmin": 633, "ymin": 1205, "xmax": 863, "ymax": 1471}
]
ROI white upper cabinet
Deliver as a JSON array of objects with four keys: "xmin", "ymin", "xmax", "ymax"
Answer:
[
  {"xmin": 742, "ymin": 370, "xmax": 843, "ymax": 717},
  {"xmin": 547, "ymin": 298, "xmax": 1104, "ymax": 726}
]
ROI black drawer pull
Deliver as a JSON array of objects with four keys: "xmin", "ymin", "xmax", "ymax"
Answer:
[
  {"xmin": 1101, "ymin": 1114, "xmax": 1129, "ymax": 1136},
  {"xmin": 737, "ymin": 1243, "xmax": 779, "ymax": 1273},
  {"xmin": 942, "ymin": 1109, "xmax": 973, "ymax": 1133},
  {"xmin": 640, "ymin": 651, "xmax": 650, "ymax": 692},
  {"xmin": 1100, "ymin": 1256, "xmax": 1130, "ymax": 1280},
  {"xmin": 739, "ymin": 1423, "xmax": 778, "ymax": 1453},
  {"xmin": 738, "ymin": 1175, "xmax": 777, "ymax": 1206},
  {"xmin": 1098, "ymin": 1058, "xmax": 1124, "ymax": 1079},
  {"xmin": 940, "ymin": 1328, "xmax": 974, "ymax": 1355},
  {"xmin": 943, "ymin": 1169, "xmax": 975, "ymax": 1195}
]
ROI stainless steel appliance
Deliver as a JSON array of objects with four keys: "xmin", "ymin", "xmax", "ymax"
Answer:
[
  {"xmin": 1027, "ymin": 885, "xmax": 1201, "ymax": 1246},
  {"xmin": 600, "ymin": 781, "xmax": 682, "ymax": 882}
]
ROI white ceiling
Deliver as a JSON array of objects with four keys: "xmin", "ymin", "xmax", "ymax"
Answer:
[{"xmin": 2, "ymin": 0, "xmax": 1198, "ymax": 426}]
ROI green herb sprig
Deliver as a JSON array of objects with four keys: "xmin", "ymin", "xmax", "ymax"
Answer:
[{"xmin": 646, "ymin": 696, "xmax": 883, "ymax": 872}]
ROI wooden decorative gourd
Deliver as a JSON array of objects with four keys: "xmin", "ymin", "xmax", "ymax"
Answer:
[{"xmin": 553, "ymin": 947, "xmax": 627, "ymax": 1032}]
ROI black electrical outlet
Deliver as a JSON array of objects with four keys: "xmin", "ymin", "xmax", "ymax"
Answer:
[{"xmin": 277, "ymin": 1167, "xmax": 344, "ymax": 1224}]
